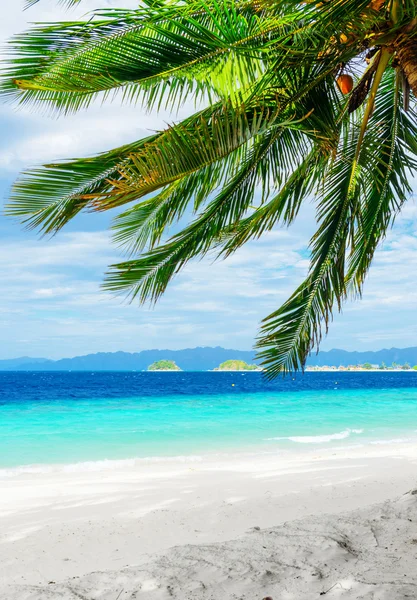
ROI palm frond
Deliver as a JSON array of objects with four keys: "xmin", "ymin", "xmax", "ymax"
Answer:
[
  {"xmin": 104, "ymin": 126, "xmax": 294, "ymax": 300},
  {"xmin": 5, "ymin": 101, "xmax": 235, "ymax": 233},
  {"xmin": 4, "ymin": 84, "xmax": 314, "ymax": 236},
  {"xmin": 104, "ymin": 72, "xmax": 343, "ymax": 302},
  {"xmin": 109, "ymin": 101, "xmax": 281, "ymax": 207},
  {"xmin": 256, "ymin": 109, "xmax": 365, "ymax": 377},
  {"xmin": 25, "ymin": 0, "xmax": 81, "ymax": 6},
  {"xmin": 1, "ymin": 2, "xmax": 283, "ymax": 114},
  {"xmin": 5, "ymin": 135, "xmax": 158, "ymax": 234},
  {"xmin": 256, "ymin": 63, "xmax": 417, "ymax": 376},
  {"xmin": 5, "ymin": 0, "xmax": 417, "ymax": 378},
  {"xmin": 347, "ymin": 68, "xmax": 417, "ymax": 292},
  {"xmin": 218, "ymin": 147, "xmax": 322, "ymax": 257},
  {"xmin": 111, "ymin": 165, "xmax": 222, "ymax": 255},
  {"xmin": 3, "ymin": 0, "xmax": 383, "ymax": 114}
]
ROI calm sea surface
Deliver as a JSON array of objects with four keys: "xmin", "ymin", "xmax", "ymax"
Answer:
[{"xmin": 1, "ymin": 371, "xmax": 417, "ymax": 470}]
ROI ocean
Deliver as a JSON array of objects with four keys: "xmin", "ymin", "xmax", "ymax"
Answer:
[{"xmin": 1, "ymin": 371, "xmax": 417, "ymax": 471}]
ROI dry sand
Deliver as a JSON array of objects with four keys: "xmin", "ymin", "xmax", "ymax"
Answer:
[{"xmin": 1, "ymin": 442, "xmax": 417, "ymax": 599}]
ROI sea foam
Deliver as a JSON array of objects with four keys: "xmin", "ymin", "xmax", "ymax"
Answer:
[
  {"xmin": 370, "ymin": 438, "xmax": 412, "ymax": 445},
  {"xmin": 0, "ymin": 455, "xmax": 205, "ymax": 478},
  {"xmin": 266, "ymin": 428, "xmax": 364, "ymax": 444}
]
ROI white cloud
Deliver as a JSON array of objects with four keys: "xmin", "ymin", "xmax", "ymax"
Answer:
[
  {"xmin": 0, "ymin": 1, "xmax": 199, "ymax": 171},
  {"xmin": 0, "ymin": 1, "xmax": 138, "ymax": 40},
  {"xmin": 1, "ymin": 195, "xmax": 417, "ymax": 358},
  {"xmin": 0, "ymin": 223, "xmax": 312, "ymax": 358},
  {"xmin": 0, "ymin": 101, "xmax": 201, "ymax": 170},
  {"xmin": 32, "ymin": 287, "xmax": 73, "ymax": 298}
]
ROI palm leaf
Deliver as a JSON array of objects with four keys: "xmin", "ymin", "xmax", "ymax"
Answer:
[
  {"xmin": 1, "ymin": 2, "xmax": 283, "ymax": 114},
  {"xmin": 5, "ymin": 135, "xmax": 158, "ymax": 234},
  {"xmin": 3, "ymin": 0, "xmax": 380, "ymax": 115},
  {"xmin": 111, "ymin": 165, "xmax": 223, "ymax": 255},
  {"xmin": 104, "ymin": 126, "xmax": 298, "ymax": 301},
  {"xmin": 256, "ymin": 109, "xmax": 365, "ymax": 376},
  {"xmin": 5, "ymin": 101, "xmax": 234, "ymax": 233},
  {"xmin": 4, "ymin": 0, "xmax": 417, "ymax": 378},
  {"xmin": 4, "ymin": 95, "xmax": 301, "ymax": 237},
  {"xmin": 25, "ymin": 0, "xmax": 81, "ymax": 6},
  {"xmin": 218, "ymin": 147, "xmax": 322, "ymax": 256},
  {"xmin": 104, "ymin": 74, "xmax": 342, "ymax": 301},
  {"xmin": 347, "ymin": 68, "xmax": 417, "ymax": 293},
  {"xmin": 256, "ymin": 63, "xmax": 417, "ymax": 376}
]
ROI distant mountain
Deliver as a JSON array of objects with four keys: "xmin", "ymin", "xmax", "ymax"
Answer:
[
  {"xmin": 1, "ymin": 346, "xmax": 417, "ymax": 371},
  {"xmin": 0, "ymin": 357, "xmax": 52, "ymax": 371},
  {"xmin": 1, "ymin": 347, "xmax": 259, "ymax": 372},
  {"xmin": 305, "ymin": 347, "xmax": 417, "ymax": 367}
]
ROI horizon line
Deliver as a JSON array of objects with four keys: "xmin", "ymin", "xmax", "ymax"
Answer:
[{"xmin": 1, "ymin": 344, "xmax": 417, "ymax": 363}]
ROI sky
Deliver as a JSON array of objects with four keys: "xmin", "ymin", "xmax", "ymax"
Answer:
[{"xmin": 0, "ymin": 1, "xmax": 417, "ymax": 360}]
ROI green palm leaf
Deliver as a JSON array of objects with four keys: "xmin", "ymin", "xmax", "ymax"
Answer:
[
  {"xmin": 111, "ymin": 167, "xmax": 221, "ymax": 255},
  {"xmin": 3, "ymin": 0, "xmax": 379, "ymax": 115},
  {"xmin": 1, "ymin": 2, "xmax": 281, "ymax": 114},
  {"xmin": 105, "ymin": 126, "xmax": 307, "ymax": 300},
  {"xmin": 256, "ymin": 111, "xmax": 364, "ymax": 376},
  {"xmin": 5, "ymin": 135, "xmax": 158, "ymax": 234},
  {"xmin": 347, "ymin": 68, "xmax": 417, "ymax": 293},
  {"xmin": 25, "ymin": 0, "xmax": 81, "ymax": 6},
  {"xmin": 4, "ymin": 0, "xmax": 417, "ymax": 375}
]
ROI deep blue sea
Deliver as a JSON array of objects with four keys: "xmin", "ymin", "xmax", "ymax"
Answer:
[{"xmin": 1, "ymin": 371, "xmax": 417, "ymax": 470}]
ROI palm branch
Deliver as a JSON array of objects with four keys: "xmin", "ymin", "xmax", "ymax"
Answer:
[{"xmin": 3, "ymin": 0, "xmax": 417, "ymax": 375}]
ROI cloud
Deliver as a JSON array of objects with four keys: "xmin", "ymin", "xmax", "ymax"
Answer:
[
  {"xmin": 0, "ymin": 101, "xmax": 201, "ymax": 171},
  {"xmin": 0, "ymin": 1, "xmax": 199, "ymax": 172},
  {"xmin": 0, "ymin": 223, "xmax": 312, "ymax": 358},
  {"xmin": 0, "ymin": 0, "xmax": 138, "ymax": 40},
  {"xmin": 32, "ymin": 287, "xmax": 73, "ymax": 299}
]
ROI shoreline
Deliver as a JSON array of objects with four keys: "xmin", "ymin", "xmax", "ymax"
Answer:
[
  {"xmin": 2, "ymin": 419, "xmax": 417, "ymax": 474},
  {"xmin": 2, "ymin": 431, "xmax": 417, "ymax": 475},
  {"xmin": 306, "ymin": 368, "xmax": 417, "ymax": 372},
  {"xmin": 1, "ymin": 435, "xmax": 417, "ymax": 473},
  {"xmin": 2, "ymin": 368, "xmax": 417, "ymax": 372},
  {"xmin": 1, "ymin": 439, "xmax": 417, "ymax": 597}
]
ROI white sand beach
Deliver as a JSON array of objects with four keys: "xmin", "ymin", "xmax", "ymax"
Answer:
[{"xmin": 1, "ymin": 442, "xmax": 417, "ymax": 599}]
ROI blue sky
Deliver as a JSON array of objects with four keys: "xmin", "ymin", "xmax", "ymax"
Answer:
[{"xmin": 1, "ymin": 1, "xmax": 417, "ymax": 360}]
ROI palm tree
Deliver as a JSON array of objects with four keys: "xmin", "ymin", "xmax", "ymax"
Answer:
[{"xmin": 2, "ymin": 0, "xmax": 417, "ymax": 376}]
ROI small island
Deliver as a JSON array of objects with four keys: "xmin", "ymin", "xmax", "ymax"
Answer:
[
  {"xmin": 147, "ymin": 360, "xmax": 182, "ymax": 371},
  {"xmin": 214, "ymin": 359, "xmax": 259, "ymax": 371}
]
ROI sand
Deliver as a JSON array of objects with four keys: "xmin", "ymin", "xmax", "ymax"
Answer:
[{"xmin": 1, "ymin": 442, "xmax": 417, "ymax": 599}]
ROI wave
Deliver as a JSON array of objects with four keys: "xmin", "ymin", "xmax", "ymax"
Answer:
[
  {"xmin": 266, "ymin": 428, "xmax": 364, "ymax": 444},
  {"xmin": 370, "ymin": 438, "xmax": 412, "ymax": 445},
  {"xmin": 0, "ymin": 454, "xmax": 205, "ymax": 478}
]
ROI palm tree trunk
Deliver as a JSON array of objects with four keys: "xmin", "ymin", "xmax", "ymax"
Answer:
[{"xmin": 396, "ymin": 37, "xmax": 417, "ymax": 97}]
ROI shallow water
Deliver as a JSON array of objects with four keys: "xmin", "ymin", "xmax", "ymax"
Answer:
[{"xmin": 1, "ymin": 371, "xmax": 417, "ymax": 469}]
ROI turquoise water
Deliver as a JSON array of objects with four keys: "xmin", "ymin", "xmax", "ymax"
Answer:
[{"xmin": 1, "ymin": 372, "xmax": 417, "ymax": 469}]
